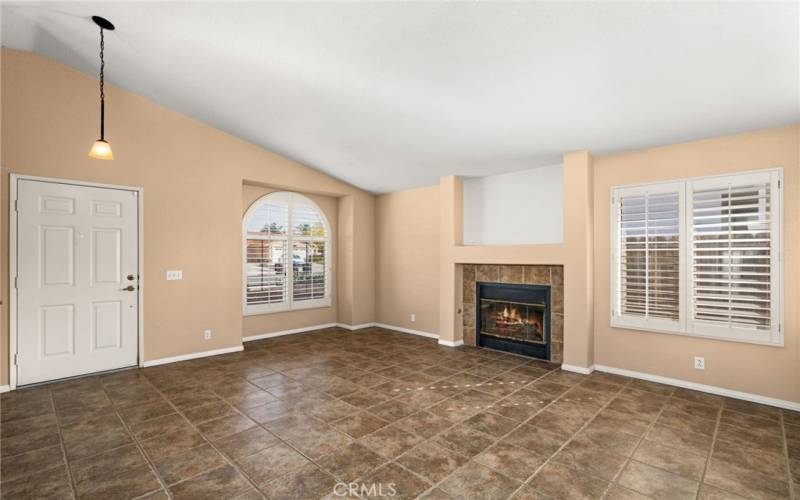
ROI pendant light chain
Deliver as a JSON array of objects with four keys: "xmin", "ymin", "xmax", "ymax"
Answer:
[{"xmin": 99, "ymin": 26, "xmax": 105, "ymax": 140}]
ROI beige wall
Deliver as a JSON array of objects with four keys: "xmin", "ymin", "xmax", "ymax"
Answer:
[
  {"xmin": 241, "ymin": 184, "xmax": 338, "ymax": 337},
  {"xmin": 0, "ymin": 49, "xmax": 375, "ymax": 386},
  {"xmin": 593, "ymin": 125, "xmax": 800, "ymax": 403},
  {"xmin": 375, "ymin": 185, "xmax": 440, "ymax": 334}
]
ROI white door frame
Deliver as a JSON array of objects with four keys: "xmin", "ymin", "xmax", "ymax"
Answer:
[{"xmin": 9, "ymin": 173, "xmax": 145, "ymax": 390}]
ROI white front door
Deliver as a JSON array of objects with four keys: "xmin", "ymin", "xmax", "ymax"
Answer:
[{"xmin": 15, "ymin": 178, "xmax": 139, "ymax": 386}]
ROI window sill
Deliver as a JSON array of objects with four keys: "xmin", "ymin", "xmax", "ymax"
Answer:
[
  {"xmin": 244, "ymin": 299, "xmax": 332, "ymax": 316},
  {"xmin": 610, "ymin": 318, "xmax": 784, "ymax": 348}
]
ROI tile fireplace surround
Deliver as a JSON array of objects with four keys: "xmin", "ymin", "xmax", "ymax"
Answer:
[{"xmin": 461, "ymin": 265, "xmax": 564, "ymax": 364}]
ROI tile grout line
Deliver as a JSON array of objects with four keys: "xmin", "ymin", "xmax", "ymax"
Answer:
[
  {"xmin": 134, "ymin": 377, "xmax": 267, "ymax": 499},
  {"xmin": 601, "ymin": 389, "xmax": 676, "ymax": 499},
  {"xmin": 100, "ymin": 381, "xmax": 176, "ymax": 499},
  {"xmin": 49, "ymin": 388, "xmax": 80, "ymax": 500},
  {"xmin": 693, "ymin": 398, "xmax": 723, "ymax": 500},
  {"xmin": 505, "ymin": 376, "xmax": 632, "ymax": 500},
  {"xmin": 780, "ymin": 411, "xmax": 796, "ymax": 500}
]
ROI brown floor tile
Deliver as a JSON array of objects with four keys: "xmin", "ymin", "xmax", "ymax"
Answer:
[
  {"xmin": 712, "ymin": 437, "xmax": 787, "ymax": 480},
  {"xmin": 394, "ymin": 411, "xmax": 454, "ymax": 439},
  {"xmin": 474, "ymin": 441, "xmax": 546, "ymax": 481},
  {"xmin": 331, "ymin": 412, "xmax": 388, "ymax": 439},
  {"xmin": 117, "ymin": 399, "xmax": 176, "ymax": 426},
  {"xmin": 286, "ymin": 426, "xmax": 354, "ymax": 460},
  {"xmin": 438, "ymin": 461, "xmax": 520, "ymax": 500},
  {"xmin": 633, "ymin": 439, "xmax": 707, "ymax": 481},
  {"xmin": 0, "ymin": 444, "xmax": 65, "ymax": 483},
  {"xmin": 672, "ymin": 388, "xmax": 725, "ymax": 407},
  {"xmin": 657, "ymin": 408, "xmax": 717, "ymax": 436},
  {"xmin": 213, "ymin": 426, "xmax": 280, "ymax": 461},
  {"xmin": 0, "ymin": 413, "xmax": 58, "ymax": 439},
  {"xmin": 360, "ymin": 425, "xmax": 424, "ymax": 459},
  {"xmin": 664, "ymin": 398, "xmax": 721, "ymax": 421},
  {"xmin": 153, "ymin": 443, "xmax": 227, "ymax": 485},
  {"xmin": 605, "ymin": 484, "xmax": 653, "ymax": 500},
  {"xmin": 237, "ymin": 442, "xmax": 310, "ymax": 486},
  {"xmin": 339, "ymin": 389, "xmax": 391, "ymax": 408},
  {"xmin": 259, "ymin": 463, "xmax": 336, "ymax": 500},
  {"xmin": 140, "ymin": 426, "xmax": 207, "ymax": 462},
  {"xmin": 433, "ymin": 425, "xmax": 495, "ymax": 458},
  {"xmin": 724, "ymin": 398, "xmax": 782, "ymax": 421},
  {"xmin": 242, "ymin": 400, "xmax": 295, "ymax": 424},
  {"xmin": 715, "ymin": 422, "xmax": 784, "ymax": 454},
  {"xmin": 72, "ymin": 445, "xmax": 161, "ymax": 500},
  {"xmin": 618, "ymin": 460, "xmax": 699, "ymax": 500},
  {"xmin": 704, "ymin": 456, "xmax": 790, "ymax": 499},
  {"xmin": 61, "ymin": 414, "xmax": 133, "ymax": 461},
  {"xmin": 720, "ymin": 408, "xmax": 783, "ymax": 436},
  {"xmin": 398, "ymin": 441, "xmax": 469, "ymax": 482},
  {"xmin": 358, "ymin": 462, "xmax": 431, "ymax": 500},
  {"xmin": 697, "ymin": 483, "xmax": 748, "ymax": 499},
  {"xmin": 183, "ymin": 401, "xmax": 239, "ymax": 425},
  {"xmin": 552, "ymin": 434, "xmax": 628, "ymax": 481},
  {"xmin": 197, "ymin": 414, "xmax": 255, "ymax": 441},
  {"xmin": 645, "ymin": 422, "xmax": 713, "ymax": 457},
  {"xmin": 130, "ymin": 412, "xmax": 191, "ymax": 441},
  {"xmin": 169, "ymin": 464, "xmax": 254, "ymax": 500},
  {"xmin": 1, "ymin": 397, "xmax": 55, "ymax": 424},
  {"xmin": 463, "ymin": 411, "xmax": 519, "ymax": 438},
  {"xmin": 576, "ymin": 420, "xmax": 641, "ymax": 457},
  {"xmin": 592, "ymin": 408, "xmax": 651, "ymax": 437},
  {"xmin": 0, "ymin": 462, "xmax": 74, "ymax": 499},
  {"xmin": 317, "ymin": 442, "xmax": 386, "ymax": 482},
  {"xmin": 502, "ymin": 423, "xmax": 567, "ymax": 456},
  {"xmin": 0, "ymin": 426, "xmax": 61, "ymax": 457},
  {"xmin": 528, "ymin": 462, "xmax": 610, "ymax": 500}
]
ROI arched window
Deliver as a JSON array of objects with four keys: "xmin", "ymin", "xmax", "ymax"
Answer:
[{"xmin": 243, "ymin": 192, "xmax": 331, "ymax": 314}]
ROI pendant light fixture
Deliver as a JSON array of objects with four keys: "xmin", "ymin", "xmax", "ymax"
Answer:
[{"xmin": 88, "ymin": 15, "xmax": 115, "ymax": 160}]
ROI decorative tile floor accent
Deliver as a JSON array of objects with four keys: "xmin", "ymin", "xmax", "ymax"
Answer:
[{"xmin": 1, "ymin": 326, "xmax": 798, "ymax": 499}]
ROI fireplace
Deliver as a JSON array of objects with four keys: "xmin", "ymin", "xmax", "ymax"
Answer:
[{"xmin": 476, "ymin": 282, "xmax": 550, "ymax": 359}]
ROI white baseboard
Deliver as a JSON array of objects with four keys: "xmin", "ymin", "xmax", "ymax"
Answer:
[
  {"xmin": 336, "ymin": 322, "xmax": 377, "ymax": 331},
  {"xmin": 0, "ymin": 385, "xmax": 10, "ymax": 394},
  {"xmin": 438, "ymin": 339, "xmax": 464, "ymax": 347},
  {"xmin": 142, "ymin": 345, "xmax": 244, "ymax": 368},
  {"xmin": 594, "ymin": 364, "xmax": 800, "ymax": 412},
  {"xmin": 560, "ymin": 363, "xmax": 595, "ymax": 375},
  {"xmin": 374, "ymin": 323, "xmax": 439, "ymax": 339},
  {"xmin": 244, "ymin": 323, "xmax": 338, "ymax": 342}
]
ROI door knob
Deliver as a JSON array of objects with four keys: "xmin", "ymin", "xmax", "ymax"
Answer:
[
  {"xmin": 127, "ymin": 274, "xmax": 136, "ymax": 281},
  {"xmin": 122, "ymin": 285, "xmax": 136, "ymax": 292}
]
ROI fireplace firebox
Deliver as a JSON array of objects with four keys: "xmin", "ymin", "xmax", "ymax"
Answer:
[{"xmin": 476, "ymin": 282, "xmax": 550, "ymax": 360}]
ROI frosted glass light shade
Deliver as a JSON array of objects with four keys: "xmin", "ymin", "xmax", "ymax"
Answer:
[{"xmin": 88, "ymin": 139, "xmax": 114, "ymax": 160}]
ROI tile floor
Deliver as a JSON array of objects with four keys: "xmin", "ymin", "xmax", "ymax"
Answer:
[{"xmin": 1, "ymin": 326, "xmax": 798, "ymax": 499}]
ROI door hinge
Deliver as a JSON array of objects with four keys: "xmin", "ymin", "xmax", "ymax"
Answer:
[
  {"xmin": 14, "ymin": 277, "xmax": 18, "ymax": 289},
  {"xmin": 778, "ymin": 180, "xmax": 781, "ymax": 189},
  {"xmin": 13, "ymin": 200, "xmax": 18, "ymax": 212},
  {"xmin": 13, "ymin": 353, "xmax": 18, "ymax": 365}
]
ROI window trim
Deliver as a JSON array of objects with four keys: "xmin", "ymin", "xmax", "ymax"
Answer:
[
  {"xmin": 242, "ymin": 191, "xmax": 332, "ymax": 316},
  {"xmin": 610, "ymin": 168, "xmax": 784, "ymax": 347}
]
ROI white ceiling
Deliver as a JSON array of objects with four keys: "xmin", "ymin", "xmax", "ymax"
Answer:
[{"xmin": 2, "ymin": 2, "xmax": 798, "ymax": 193}]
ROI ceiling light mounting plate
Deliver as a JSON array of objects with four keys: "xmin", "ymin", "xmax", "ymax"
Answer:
[{"xmin": 92, "ymin": 16, "xmax": 115, "ymax": 31}]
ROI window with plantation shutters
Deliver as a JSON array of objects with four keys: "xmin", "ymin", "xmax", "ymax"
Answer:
[
  {"xmin": 243, "ymin": 192, "xmax": 331, "ymax": 314},
  {"xmin": 613, "ymin": 183, "xmax": 683, "ymax": 331},
  {"xmin": 687, "ymin": 171, "xmax": 781, "ymax": 342},
  {"xmin": 612, "ymin": 169, "xmax": 783, "ymax": 345}
]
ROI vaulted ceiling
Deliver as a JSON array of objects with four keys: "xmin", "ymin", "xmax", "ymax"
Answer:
[{"xmin": 3, "ymin": 2, "xmax": 798, "ymax": 192}]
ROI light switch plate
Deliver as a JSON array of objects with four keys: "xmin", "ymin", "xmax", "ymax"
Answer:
[
  {"xmin": 166, "ymin": 270, "xmax": 183, "ymax": 281},
  {"xmin": 694, "ymin": 356, "xmax": 705, "ymax": 370}
]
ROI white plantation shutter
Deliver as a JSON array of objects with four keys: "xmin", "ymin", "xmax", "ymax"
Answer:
[
  {"xmin": 243, "ymin": 192, "xmax": 331, "ymax": 314},
  {"xmin": 688, "ymin": 171, "xmax": 781, "ymax": 341},
  {"xmin": 612, "ymin": 169, "xmax": 782, "ymax": 345},
  {"xmin": 291, "ymin": 202, "xmax": 328, "ymax": 303},
  {"xmin": 613, "ymin": 183, "xmax": 683, "ymax": 331}
]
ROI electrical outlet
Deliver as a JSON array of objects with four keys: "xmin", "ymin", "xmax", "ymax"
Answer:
[
  {"xmin": 203, "ymin": 329, "xmax": 212, "ymax": 340},
  {"xmin": 694, "ymin": 356, "xmax": 705, "ymax": 370},
  {"xmin": 410, "ymin": 313, "xmax": 416, "ymax": 323},
  {"xmin": 166, "ymin": 270, "xmax": 183, "ymax": 281}
]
